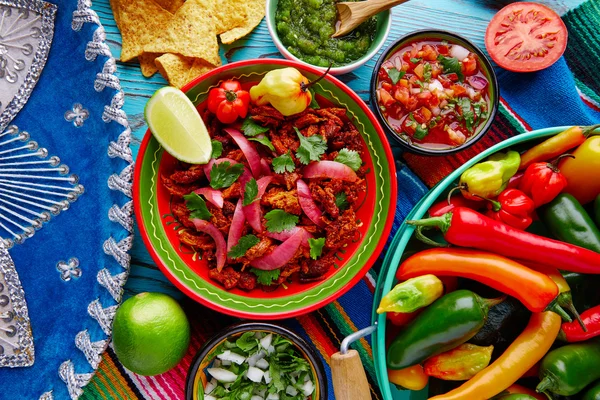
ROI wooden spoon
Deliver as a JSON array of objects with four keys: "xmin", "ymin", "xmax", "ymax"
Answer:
[{"xmin": 332, "ymin": 0, "xmax": 410, "ymax": 38}]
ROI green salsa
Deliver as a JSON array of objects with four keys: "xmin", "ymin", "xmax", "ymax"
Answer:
[{"xmin": 275, "ymin": 0, "xmax": 377, "ymax": 67}]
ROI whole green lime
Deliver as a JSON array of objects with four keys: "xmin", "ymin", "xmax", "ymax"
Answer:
[{"xmin": 112, "ymin": 292, "xmax": 190, "ymax": 376}]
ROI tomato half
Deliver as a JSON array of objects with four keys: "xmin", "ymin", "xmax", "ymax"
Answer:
[{"xmin": 485, "ymin": 2, "xmax": 568, "ymax": 73}]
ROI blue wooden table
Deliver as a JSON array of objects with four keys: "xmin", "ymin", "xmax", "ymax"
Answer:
[{"xmin": 94, "ymin": 0, "xmax": 584, "ymax": 302}]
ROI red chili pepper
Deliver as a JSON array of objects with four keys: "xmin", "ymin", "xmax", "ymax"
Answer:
[
  {"xmin": 407, "ymin": 207, "xmax": 600, "ymax": 274},
  {"xmin": 484, "ymin": 188, "xmax": 535, "ymax": 230},
  {"xmin": 429, "ymin": 195, "xmax": 482, "ymax": 217},
  {"xmin": 507, "ymin": 172, "xmax": 524, "ymax": 189},
  {"xmin": 558, "ymin": 304, "xmax": 600, "ymax": 342},
  {"xmin": 518, "ymin": 154, "xmax": 574, "ymax": 207},
  {"xmin": 207, "ymin": 80, "xmax": 250, "ymax": 124}
]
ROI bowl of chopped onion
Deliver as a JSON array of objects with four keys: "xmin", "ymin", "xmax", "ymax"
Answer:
[{"xmin": 185, "ymin": 322, "xmax": 327, "ymax": 400}]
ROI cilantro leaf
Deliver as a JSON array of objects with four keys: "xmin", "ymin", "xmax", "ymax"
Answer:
[
  {"xmin": 334, "ymin": 148, "xmax": 362, "ymax": 171},
  {"xmin": 308, "ymin": 237, "xmax": 325, "ymax": 260},
  {"xmin": 308, "ymin": 88, "xmax": 320, "ymax": 110},
  {"xmin": 210, "ymin": 161, "xmax": 245, "ymax": 189},
  {"xmin": 294, "ymin": 127, "xmax": 327, "ymax": 165},
  {"xmin": 183, "ymin": 192, "xmax": 212, "ymax": 221},
  {"xmin": 438, "ymin": 55, "xmax": 464, "ymax": 81},
  {"xmin": 228, "ymin": 234, "xmax": 260, "ymax": 259},
  {"xmin": 335, "ymin": 192, "xmax": 349, "ymax": 210},
  {"xmin": 241, "ymin": 116, "xmax": 269, "ymax": 137},
  {"xmin": 272, "ymin": 152, "xmax": 295, "ymax": 174},
  {"xmin": 210, "ymin": 140, "xmax": 222, "ymax": 159},
  {"xmin": 269, "ymin": 361, "xmax": 285, "ymax": 392},
  {"xmin": 458, "ymin": 97, "xmax": 474, "ymax": 131},
  {"xmin": 243, "ymin": 178, "xmax": 258, "ymax": 206},
  {"xmin": 251, "ymin": 268, "xmax": 281, "ymax": 286},
  {"xmin": 235, "ymin": 331, "xmax": 259, "ymax": 353},
  {"xmin": 410, "ymin": 57, "xmax": 421, "ymax": 63},
  {"xmin": 248, "ymin": 135, "xmax": 275, "ymax": 151},
  {"xmin": 387, "ymin": 67, "xmax": 405, "ymax": 84},
  {"xmin": 264, "ymin": 209, "xmax": 299, "ymax": 233},
  {"xmin": 423, "ymin": 62, "xmax": 432, "ymax": 82},
  {"xmin": 414, "ymin": 123, "xmax": 429, "ymax": 140}
]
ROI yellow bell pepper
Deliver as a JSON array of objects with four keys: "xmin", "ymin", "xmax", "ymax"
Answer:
[
  {"xmin": 249, "ymin": 67, "xmax": 312, "ymax": 116},
  {"xmin": 559, "ymin": 136, "xmax": 600, "ymax": 205}
]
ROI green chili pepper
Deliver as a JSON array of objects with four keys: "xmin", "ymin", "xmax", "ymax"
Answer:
[
  {"xmin": 582, "ymin": 379, "xmax": 600, "ymax": 400},
  {"xmin": 377, "ymin": 274, "xmax": 444, "ymax": 314},
  {"xmin": 458, "ymin": 151, "xmax": 520, "ymax": 200},
  {"xmin": 387, "ymin": 290, "xmax": 503, "ymax": 370},
  {"xmin": 494, "ymin": 395, "xmax": 537, "ymax": 400},
  {"xmin": 594, "ymin": 194, "xmax": 600, "ymax": 228},
  {"xmin": 540, "ymin": 193, "xmax": 600, "ymax": 253},
  {"xmin": 537, "ymin": 339, "xmax": 600, "ymax": 396},
  {"xmin": 423, "ymin": 343, "xmax": 493, "ymax": 381},
  {"xmin": 562, "ymin": 271, "xmax": 600, "ymax": 312}
]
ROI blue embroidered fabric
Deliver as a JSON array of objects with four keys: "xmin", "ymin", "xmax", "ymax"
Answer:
[{"xmin": 0, "ymin": 0, "xmax": 132, "ymax": 398}]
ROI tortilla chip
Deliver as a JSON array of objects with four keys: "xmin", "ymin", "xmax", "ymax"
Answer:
[
  {"xmin": 219, "ymin": 0, "xmax": 265, "ymax": 44},
  {"xmin": 144, "ymin": 0, "xmax": 221, "ymax": 67},
  {"xmin": 212, "ymin": 0, "xmax": 245, "ymax": 35},
  {"xmin": 139, "ymin": 52, "xmax": 161, "ymax": 77},
  {"xmin": 155, "ymin": 53, "xmax": 195, "ymax": 88},
  {"xmin": 187, "ymin": 58, "xmax": 215, "ymax": 83},
  {"xmin": 110, "ymin": 0, "xmax": 173, "ymax": 62},
  {"xmin": 153, "ymin": 0, "xmax": 185, "ymax": 14}
]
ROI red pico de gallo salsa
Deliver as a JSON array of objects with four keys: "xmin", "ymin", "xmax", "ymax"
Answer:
[{"xmin": 376, "ymin": 39, "xmax": 491, "ymax": 149}]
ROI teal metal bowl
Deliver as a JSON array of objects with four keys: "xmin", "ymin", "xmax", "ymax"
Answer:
[{"xmin": 371, "ymin": 127, "xmax": 569, "ymax": 399}]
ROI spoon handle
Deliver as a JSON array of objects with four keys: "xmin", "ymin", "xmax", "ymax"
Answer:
[{"xmin": 356, "ymin": 0, "xmax": 410, "ymax": 16}]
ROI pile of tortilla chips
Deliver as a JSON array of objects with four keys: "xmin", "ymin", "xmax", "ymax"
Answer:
[{"xmin": 110, "ymin": 0, "xmax": 265, "ymax": 88}]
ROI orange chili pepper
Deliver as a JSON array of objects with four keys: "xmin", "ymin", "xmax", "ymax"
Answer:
[
  {"xmin": 387, "ymin": 365, "xmax": 428, "ymax": 391},
  {"xmin": 504, "ymin": 383, "xmax": 546, "ymax": 400},
  {"xmin": 519, "ymin": 125, "xmax": 600, "ymax": 170},
  {"xmin": 428, "ymin": 311, "xmax": 561, "ymax": 400}
]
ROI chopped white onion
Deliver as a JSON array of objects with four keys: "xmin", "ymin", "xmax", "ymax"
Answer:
[
  {"xmin": 240, "ymin": 393, "xmax": 251, "ymax": 400},
  {"xmin": 429, "ymin": 79, "xmax": 444, "ymax": 93},
  {"xmin": 301, "ymin": 380, "xmax": 315, "ymax": 397},
  {"xmin": 212, "ymin": 359, "xmax": 221, "ymax": 368},
  {"xmin": 264, "ymin": 370, "xmax": 272, "ymax": 384},
  {"xmin": 450, "ymin": 45, "xmax": 470, "ymax": 60},
  {"xmin": 255, "ymin": 358, "xmax": 269, "ymax": 370},
  {"xmin": 251, "ymin": 396, "xmax": 264, "ymax": 400},
  {"xmin": 217, "ymin": 350, "xmax": 246, "ymax": 365},
  {"xmin": 205, "ymin": 396, "xmax": 216, "ymax": 400},
  {"xmin": 207, "ymin": 367, "xmax": 237, "ymax": 383},
  {"xmin": 267, "ymin": 345, "xmax": 275, "ymax": 355},
  {"xmin": 286, "ymin": 385, "xmax": 298, "ymax": 396},
  {"xmin": 260, "ymin": 333, "xmax": 273, "ymax": 350},
  {"xmin": 256, "ymin": 388, "xmax": 267, "ymax": 397},
  {"xmin": 431, "ymin": 106, "xmax": 441, "ymax": 117},
  {"xmin": 247, "ymin": 366, "xmax": 265, "ymax": 383},
  {"xmin": 247, "ymin": 350, "xmax": 265, "ymax": 367},
  {"xmin": 393, "ymin": 55, "xmax": 402, "ymax": 71},
  {"xmin": 220, "ymin": 359, "xmax": 231, "ymax": 366},
  {"xmin": 466, "ymin": 87, "xmax": 476, "ymax": 100},
  {"xmin": 204, "ymin": 380, "xmax": 216, "ymax": 395},
  {"xmin": 410, "ymin": 88, "xmax": 421, "ymax": 94},
  {"xmin": 266, "ymin": 393, "xmax": 280, "ymax": 400}
]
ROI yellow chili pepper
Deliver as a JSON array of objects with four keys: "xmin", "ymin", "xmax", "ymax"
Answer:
[
  {"xmin": 458, "ymin": 151, "xmax": 520, "ymax": 200},
  {"xmin": 519, "ymin": 125, "xmax": 600, "ymax": 170},
  {"xmin": 377, "ymin": 275, "xmax": 444, "ymax": 314},
  {"xmin": 387, "ymin": 365, "xmax": 428, "ymax": 391},
  {"xmin": 428, "ymin": 311, "xmax": 561, "ymax": 400},
  {"xmin": 249, "ymin": 67, "xmax": 312, "ymax": 116},
  {"xmin": 559, "ymin": 136, "xmax": 600, "ymax": 205},
  {"xmin": 423, "ymin": 343, "xmax": 493, "ymax": 381}
]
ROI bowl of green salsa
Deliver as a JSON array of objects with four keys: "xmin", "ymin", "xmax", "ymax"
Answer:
[{"xmin": 266, "ymin": 0, "xmax": 392, "ymax": 75}]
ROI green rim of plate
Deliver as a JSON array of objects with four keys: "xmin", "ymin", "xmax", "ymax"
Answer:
[
  {"xmin": 136, "ymin": 62, "xmax": 395, "ymax": 316},
  {"xmin": 372, "ymin": 126, "xmax": 569, "ymax": 400}
]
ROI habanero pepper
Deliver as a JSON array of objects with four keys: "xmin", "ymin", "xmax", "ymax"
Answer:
[
  {"xmin": 429, "ymin": 312, "xmax": 561, "ymax": 400},
  {"xmin": 207, "ymin": 80, "xmax": 250, "ymax": 124},
  {"xmin": 484, "ymin": 188, "xmax": 535, "ymax": 230},
  {"xmin": 559, "ymin": 136, "xmax": 600, "ymax": 205},
  {"xmin": 539, "ymin": 193, "xmax": 600, "ymax": 253},
  {"xmin": 519, "ymin": 124, "xmax": 600, "ymax": 170},
  {"xmin": 458, "ymin": 150, "xmax": 520, "ymax": 200},
  {"xmin": 537, "ymin": 339, "xmax": 600, "ymax": 396},
  {"xmin": 558, "ymin": 304, "xmax": 600, "ymax": 342},
  {"xmin": 518, "ymin": 154, "xmax": 573, "ymax": 207},
  {"xmin": 377, "ymin": 274, "xmax": 444, "ymax": 314},
  {"xmin": 407, "ymin": 207, "xmax": 600, "ymax": 274},
  {"xmin": 423, "ymin": 343, "xmax": 493, "ymax": 381},
  {"xmin": 397, "ymin": 248, "xmax": 569, "ymax": 319}
]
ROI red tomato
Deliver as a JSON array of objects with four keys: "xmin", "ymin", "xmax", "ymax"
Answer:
[
  {"xmin": 462, "ymin": 55, "xmax": 478, "ymax": 76},
  {"xmin": 485, "ymin": 2, "xmax": 568, "ymax": 72}
]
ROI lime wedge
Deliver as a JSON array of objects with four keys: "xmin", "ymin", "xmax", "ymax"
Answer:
[{"xmin": 144, "ymin": 86, "xmax": 212, "ymax": 164}]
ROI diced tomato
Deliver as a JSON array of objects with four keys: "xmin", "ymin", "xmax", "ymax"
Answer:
[
  {"xmin": 401, "ymin": 61, "xmax": 410, "ymax": 71},
  {"xmin": 438, "ymin": 75, "xmax": 452, "ymax": 88},
  {"xmin": 399, "ymin": 79, "xmax": 409, "ymax": 88},
  {"xmin": 393, "ymin": 86, "xmax": 410, "ymax": 106},
  {"xmin": 462, "ymin": 55, "xmax": 478, "ymax": 76},
  {"xmin": 414, "ymin": 64, "xmax": 425, "ymax": 80},
  {"xmin": 416, "ymin": 92, "xmax": 433, "ymax": 108},
  {"xmin": 405, "ymin": 97, "xmax": 419, "ymax": 112},
  {"xmin": 427, "ymin": 94, "xmax": 440, "ymax": 107},
  {"xmin": 419, "ymin": 106, "xmax": 433, "ymax": 122},
  {"xmin": 409, "ymin": 75, "xmax": 420, "ymax": 87},
  {"xmin": 451, "ymin": 84, "xmax": 467, "ymax": 97},
  {"xmin": 381, "ymin": 81, "xmax": 393, "ymax": 91},
  {"xmin": 431, "ymin": 63, "xmax": 442, "ymax": 79},
  {"xmin": 436, "ymin": 44, "xmax": 450, "ymax": 55},
  {"xmin": 378, "ymin": 88, "xmax": 395, "ymax": 107},
  {"xmin": 421, "ymin": 44, "xmax": 438, "ymax": 61},
  {"xmin": 446, "ymin": 73, "xmax": 459, "ymax": 82},
  {"xmin": 378, "ymin": 68, "xmax": 391, "ymax": 84}
]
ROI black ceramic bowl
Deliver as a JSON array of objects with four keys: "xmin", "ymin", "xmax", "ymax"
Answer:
[
  {"xmin": 370, "ymin": 30, "xmax": 499, "ymax": 156},
  {"xmin": 185, "ymin": 322, "xmax": 327, "ymax": 400}
]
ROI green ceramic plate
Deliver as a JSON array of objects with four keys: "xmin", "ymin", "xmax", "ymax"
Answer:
[
  {"xmin": 372, "ymin": 126, "xmax": 569, "ymax": 400},
  {"xmin": 134, "ymin": 59, "xmax": 397, "ymax": 320}
]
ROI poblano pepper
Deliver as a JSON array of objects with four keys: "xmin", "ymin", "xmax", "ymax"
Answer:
[
  {"xmin": 458, "ymin": 151, "xmax": 520, "ymax": 200},
  {"xmin": 377, "ymin": 274, "xmax": 444, "ymax": 314}
]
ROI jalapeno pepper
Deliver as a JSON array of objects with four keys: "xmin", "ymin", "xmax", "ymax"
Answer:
[
  {"xmin": 518, "ymin": 154, "xmax": 573, "ymax": 208},
  {"xmin": 519, "ymin": 125, "xmax": 600, "ymax": 170},
  {"xmin": 387, "ymin": 365, "xmax": 428, "ymax": 391},
  {"xmin": 582, "ymin": 380, "xmax": 600, "ymax": 400},
  {"xmin": 494, "ymin": 395, "xmax": 537, "ymax": 400},
  {"xmin": 539, "ymin": 193, "xmax": 600, "ymax": 253},
  {"xmin": 558, "ymin": 304, "xmax": 600, "ymax": 342},
  {"xmin": 503, "ymin": 383, "xmax": 546, "ymax": 400},
  {"xmin": 423, "ymin": 343, "xmax": 493, "ymax": 381},
  {"xmin": 458, "ymin": 151, "xmax": 520, "ymax": 200},
  {"xmin": 562, "ymin": 271, "xmax": 600, "ymax": 312},
  {"xmin": 537, "ymin": 339, "xmax": 600, "ymax": 396},
  {"xmin": 407, "ymin": 207, "xmax": 600, "ymax": 274},
  {"xmin": 559, "ymin": 136, "xmax": 600, "ymax": 205},
  {"xmin": 594, "ymin": 194, "xmax": 600, "ymax": 229},
  {"xmin": 377, "ymin": 274, "xmax": 444, "ymax": 314},
  {"xmin": 387, "ymin": 290, "xmax": 502, "ymax": 370},
  {"xmin": 484, "ymin": 188, "xmax": 535, "ymax": 230},
  {"xmin": 429, "ymin": 312, "xmax": 562, "ymax": 400},
  {"xmin": 397, "ymin": 248, "xmax": 569, "ymax": 319}
]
